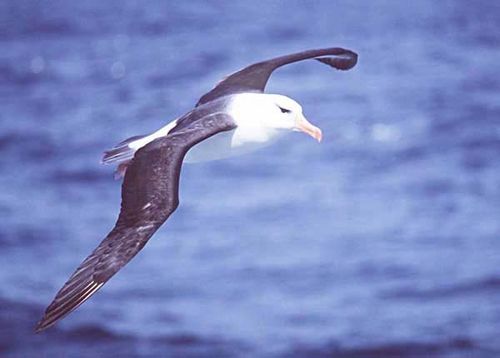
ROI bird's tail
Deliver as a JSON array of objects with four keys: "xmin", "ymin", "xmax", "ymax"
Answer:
[
  {"xmin": 102, "ymin": 135, "xmax": 149, "ymax": 179},
  {"xmin": 101, "ymin": 135, "xmax": 146, "ymax": 165},
  {"xmin": 102, "ymin": 117, "xmax": 180, "ymax": 168}
]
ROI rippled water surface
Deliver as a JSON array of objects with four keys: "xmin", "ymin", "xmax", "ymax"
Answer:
[{"xmin": 1, "ymin": 1, "xmax": 499, "ymax": 357}]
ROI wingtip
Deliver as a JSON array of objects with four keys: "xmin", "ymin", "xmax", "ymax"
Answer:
[
  {"xmin": 315, "ymin": 50, "xmax": 358, "ymax": 71},
  {"xmin": 35, "ymin": 311, "xmax": 61, "ymax": 333},
  {"xmin": 34, "ymin": 317, "xmax": 51, "ymax": 333}
]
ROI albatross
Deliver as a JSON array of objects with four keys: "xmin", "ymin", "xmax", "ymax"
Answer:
[{"xmin": 36, "ymin": 47, "xmax": 358, "ymax": 332}]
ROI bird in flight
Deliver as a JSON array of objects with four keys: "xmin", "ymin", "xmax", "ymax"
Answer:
[{"xmin": 36, "ymin": 47, "xmax": 358, "ymax": 332}]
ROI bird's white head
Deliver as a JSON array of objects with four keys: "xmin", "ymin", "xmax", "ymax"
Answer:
[
  {"xmin": 229, "ymin": 93, "xmax": 322, "ymax": 143},
  {"xmin": 268, "ymin": 94, "xmax": 322, "ymax": 142}
]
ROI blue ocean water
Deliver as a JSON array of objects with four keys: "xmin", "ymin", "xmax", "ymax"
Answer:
[{"xmin": 1, "ymin": 0, "xmax": 499, "ymax": 357}]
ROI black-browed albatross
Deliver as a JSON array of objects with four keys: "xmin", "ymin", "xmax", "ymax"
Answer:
[{"xmin": 36, "ymin": 47, "xmax": 358, "ymax": 332}]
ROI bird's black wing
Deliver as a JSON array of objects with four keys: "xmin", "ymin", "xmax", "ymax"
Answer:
[
  {"xmin": 36, "ymin": 112, "xmax": 236, "ymax": 332},
  {"xmin": 196, "ymin": 47, "xmax": 358, "ymax": 106}
]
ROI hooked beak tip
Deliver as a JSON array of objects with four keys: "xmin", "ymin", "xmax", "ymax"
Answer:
[
  {"xmin": 296, "ymin": 116, "xmax": 323, "ymax": 143},
  {"xmin": 314, "ymin": 128, "xmax": 323, "ymax": 143}
]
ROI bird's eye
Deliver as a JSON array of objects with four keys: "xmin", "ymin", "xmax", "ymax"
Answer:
[{"xmin": 278, "ymin": 106, "xmax": 291, "ymax": 114}]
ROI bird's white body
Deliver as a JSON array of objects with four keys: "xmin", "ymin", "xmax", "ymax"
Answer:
[
  {"xmin": 123, "ymin": 93, "xmax": 307, "ymax": 163},
  {"xmin": 187, "ymin": 93, "xmax": 298, "ymax": 162}
]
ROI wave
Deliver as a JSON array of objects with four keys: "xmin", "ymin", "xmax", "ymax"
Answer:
[
  {"xmin": 0, "ymin": 297, "xmax": 245, "ymax": 357},
  {"xmin": 383, "ymin": 276, "xmax": 500, "ymax": 300},
  {"xmin": 286, "ymin": 337, "xmax": 481, "ymax": 358}
]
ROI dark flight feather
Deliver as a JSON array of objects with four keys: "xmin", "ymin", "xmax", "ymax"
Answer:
[{"xmin": 35, "ymin": 113, "xmax": 236, "ymax": 332}]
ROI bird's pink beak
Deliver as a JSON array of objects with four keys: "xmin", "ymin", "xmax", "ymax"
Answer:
[{"xmin": 294, "ymin": 115, "xmax": 322, "ymax": 142}]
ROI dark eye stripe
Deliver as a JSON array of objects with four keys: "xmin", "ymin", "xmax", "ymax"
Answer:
[{"xmin": 278, "ymin": 105, "xmax": 291, "ymax": 114}]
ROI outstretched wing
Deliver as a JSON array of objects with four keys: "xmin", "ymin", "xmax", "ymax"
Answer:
[
  {"xmin": 196, "ymin": 47, "xmax": 358, "ymax": 106},
  {"xmin": 36, "ymin": 113, "xmax": 236, "ymax": 332}
]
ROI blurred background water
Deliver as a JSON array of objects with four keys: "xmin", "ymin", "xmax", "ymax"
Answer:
[{"xmin": 1, "ymin": 0, "xmax": 499, "ymax": 357}]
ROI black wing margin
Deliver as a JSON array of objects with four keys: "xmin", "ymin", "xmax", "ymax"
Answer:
[
  {"xmin": 196, "ymin": 47, "xmax": 358, "ymax": 106},
  {"xmin": 35, "ymin": 113, "xmax": 236, "ymax": 332}
]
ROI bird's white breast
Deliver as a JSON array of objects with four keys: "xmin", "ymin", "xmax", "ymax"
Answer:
[{"xmin": 184, "ymin": 93, "xmax": 288, "ymax": 163}]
